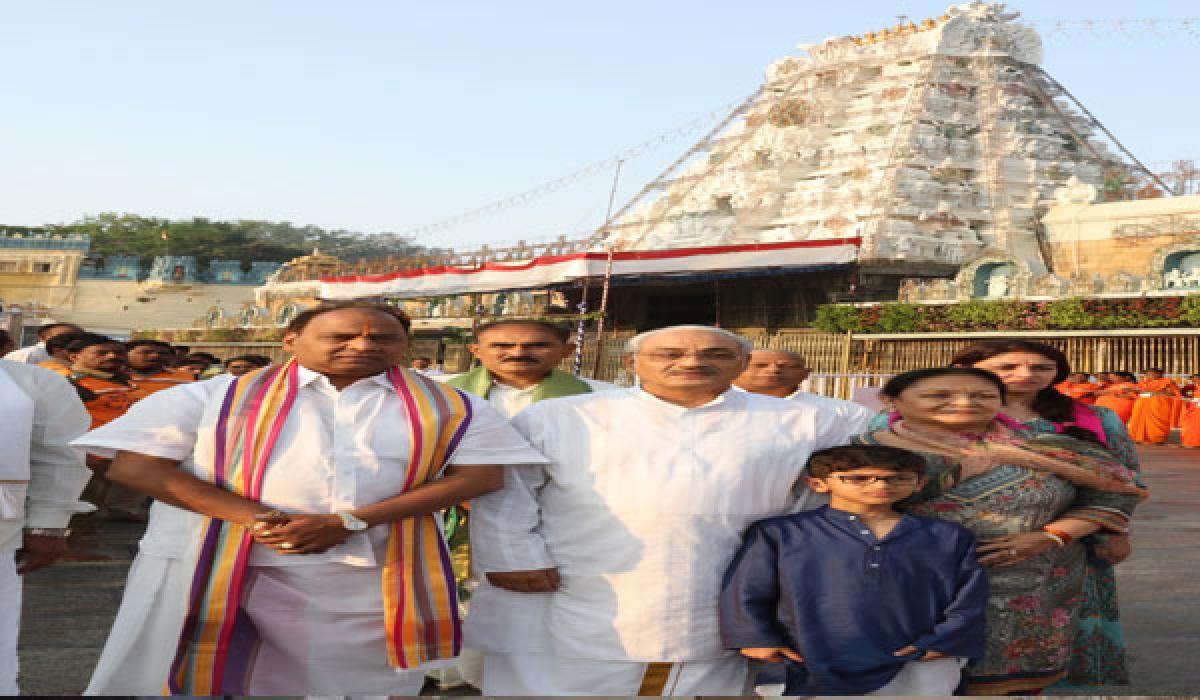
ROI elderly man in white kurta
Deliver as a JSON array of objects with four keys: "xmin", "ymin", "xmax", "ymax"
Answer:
[
  {"xmin": 73, "ymin": 304, "xmax": 547, "ymax": 696},
  {"xmin": 0, "ymin": 360, "xmax": 91, "ymax": 694},
  {"xmin": 466, "ymin": 325, "xmax": 857, "ymax": 696},
  {"xmin": 734, "ymin": 349, "xmax": 875, "ymax": 432}
]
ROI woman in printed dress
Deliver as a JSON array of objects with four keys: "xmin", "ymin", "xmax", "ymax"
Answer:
[
  {"xmin": 870, "ymin": 341, "xmax": 1145, "ymax": 688},
  {"xmin": 859, "ymin": 367, "xmax": 1145, "ymax": 695}
]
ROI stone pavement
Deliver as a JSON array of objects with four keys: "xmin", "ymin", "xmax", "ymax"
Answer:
[{"xmin": 16, "ymin": 446, "xmax": 1200, "ymax": 695}]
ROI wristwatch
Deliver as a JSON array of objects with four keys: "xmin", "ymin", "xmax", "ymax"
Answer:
[
  {"xmin": 335, "ymin": 511, "xmax": 369, "ymax": 532},
  {"xmin": 24, "ymin": 527, "xmax": 71, "ymax": 537}
]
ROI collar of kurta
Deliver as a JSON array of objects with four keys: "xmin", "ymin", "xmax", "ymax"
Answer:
[
  {"xmin": 295, "ymin": 364, "xmax": 400, "ymax": 390},
  {"xmin": 446, "ymin": 364, "xmax": 593, "ymax": 401},
  {"xmin": 820, "ymin": 505, "xmax": 921, "ymax": 543},
  {"xmin": 634, "ymin": 385, "xmax": 740, "ymax": 412}
]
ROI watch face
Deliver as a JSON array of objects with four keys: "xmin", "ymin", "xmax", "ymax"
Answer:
[{"xmin": 341, "ymin": 513, "xmax": 368, "ymax": 531}]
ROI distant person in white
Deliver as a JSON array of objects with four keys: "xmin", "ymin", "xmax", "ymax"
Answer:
[
  {"xmin": 734, "ymin": 349, "xmax": 875, "ymax": 434},
  {"xmin": 3, "ymin": 323, "xmax": 83, "ymax": 365},
  {"xmin": 0, "ymin": 360, "xmax": 91, "ymax": 694},
  {"xmin": 465, "ymin": 325, "xmax": 856, "ymax": 696},
  {"xmin": 409, "ymin": 356, "xmax": 444, "ymax": 376}
]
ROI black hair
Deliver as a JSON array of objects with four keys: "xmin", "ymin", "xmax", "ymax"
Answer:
[
  {"xmin": 1114, "ymin": 371, "xmax": 1137, "ymax": 382},
  {"xmin": 950, "ymin": 340, "xmax": 1075, "ymax": 424},
  {"xmin": 474, "ymin": 319, "xmax": 571, "ymax": 343},
  {"xmin": 65, "ymin": 333, "xmax": 121, "ymax": 353},
  {"xmin": 188, "ymin": 352, "xmax": 220, "ymax": 363},
  {"xmin": 0, "ymin": 329, "xmax": 9, "ymax": 347},
  {"xmin": 806, "ymin": 445, "xmax": 926, "ymax": 478},
  {"xmin": 36, "ymin": 322, "xmax": 81, "ymax": 339},
  {"xmin": 286, "ymin": 301, "xmax": 412, "ymax": 334},
  {"xmin": 172, "ymin": 345, "xmax": 191, "ymax": 354},
  {"xmin": 125, "ymin": 339, "xmax": 174, "ymax": 352},
  {"xmin": 1142, "ymin": 368, "xmax": 1165, "ymax": 374},
  {"xmin": 880, "ymin": 366, "xmax": 1008, "ymax": 401},
  {"xmin": 45, "ymin": 331, "xmax": 91, "ymax": 354},
  {"xmin": 225, "ymin": 354, "xmax": 271, "ymax": 367},
  {"xmin": 182, "ymin": 354, "xmax": 214, "ymax": 366}
]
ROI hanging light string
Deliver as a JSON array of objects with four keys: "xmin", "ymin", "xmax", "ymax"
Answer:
[
  {"xmin": 394, "ymin": 100, "xmax": 745, "ymax": 241},
  {"xmin": 1028, "ymin": 17, "xmax": 1200, "ymax": 39}
]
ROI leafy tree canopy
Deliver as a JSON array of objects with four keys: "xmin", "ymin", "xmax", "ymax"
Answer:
[{"xmin": 32, "ymin": 213, "xmax": 434, "ymax": 268}]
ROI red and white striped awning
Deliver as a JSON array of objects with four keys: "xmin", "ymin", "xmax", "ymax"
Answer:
[{"xmin": 317, "ymin": 238, "xmax": 860, "ymax": 300}]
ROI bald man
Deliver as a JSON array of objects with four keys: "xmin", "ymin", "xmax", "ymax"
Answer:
[{"xmin": 734, "ymin": 350, "xmax": 875, "ymax": 435}]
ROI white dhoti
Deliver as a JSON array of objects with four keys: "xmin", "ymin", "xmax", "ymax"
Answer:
[
  {"xmin": 770, "ymin": 658, "xmax": 964, "ymax": 698},
  {"xmin": 0, "ymin": 553, "xmax": 19, "ymax": 695},
  {"xmin": 482, "ymin": 652, "xmax": 751, "ymax": 696},
  {"xmin": 87, "ymin": 554, "xmax": 428, "ymax": 695},
  {"xmin": 869, "ymin": 657, "xmax": 965, "ymax": 696}
]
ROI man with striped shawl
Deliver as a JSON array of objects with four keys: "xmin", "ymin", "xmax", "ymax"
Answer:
[{"xmin": 73, "ymin": 302, "xmax": 547, "ymax": 696}]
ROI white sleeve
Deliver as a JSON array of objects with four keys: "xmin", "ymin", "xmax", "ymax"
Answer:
[
  {"xmin": 25, "ymin": 369, "xmax": 92, "ymax": 528},
  {"xmin": 839, "ymin": 402, "xmax": 876, "ymax": 438},
  {"xmin": 467, "ymin": 404, "xmax": 555, "ymax": 572},
  {"xmin": 447, "ymin": 394, "xmax": 549, "ymax": 466},
  {"xmin": 71, "ymin": 380, "xmax": 218, "ymax": 460},
  {"xmin": 812, "ymin": 404, "xmax": 856, "ymax": 450}
]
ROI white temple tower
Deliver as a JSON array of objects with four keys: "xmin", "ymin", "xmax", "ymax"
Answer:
[{"xmin": 601, "ymin": 2, "xmax": 1153, "ymax": 278}]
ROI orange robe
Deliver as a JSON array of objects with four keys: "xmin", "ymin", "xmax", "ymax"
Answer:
[
  {"xmin": 1181, "ymin": 400, "xmax": 1200, "ymax": 447},
  {"xmin": 130, "ymin": 368, "xmax": 195, "ymax": 395},
  {"xmin": 1128, "ymin": 378, "xmax": 1183, "ymax": 444},
  {"xmin": 1094, "ymin": 382, "xmax": 1137, "ymax": 423},
  {"xmin": 1055, "ymin": 381, "xmax": 1098, "ymax": 405},
  {"xmin": 69, "ymin": 373, "xmax": 149, "ymax": 429},
  {"xmin": 36, "ymin": 359, "xmax": 73, "ymax": 377}
]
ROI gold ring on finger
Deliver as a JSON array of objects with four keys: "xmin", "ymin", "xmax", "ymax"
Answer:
[{"xmin": 279, "ymin": 542, "xmax": 295, "ymax": 550}]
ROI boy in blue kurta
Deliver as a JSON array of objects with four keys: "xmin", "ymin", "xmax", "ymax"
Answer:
[{"xmin": 719, "ymin": 445, "xmax": 988, "ymax": 696}]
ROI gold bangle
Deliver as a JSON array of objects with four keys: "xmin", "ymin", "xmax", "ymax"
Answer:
[{"xmin": 1041, "ymin": 531, "xmax": 1066, "ymax": 548}]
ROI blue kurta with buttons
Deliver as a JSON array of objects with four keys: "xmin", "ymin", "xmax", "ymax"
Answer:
[{"xmin": 719, "ymin": 505, "xmax": 988, "ymax": 695}]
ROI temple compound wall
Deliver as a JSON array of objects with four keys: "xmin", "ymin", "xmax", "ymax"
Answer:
[{"xmin": 0, "ymin": 232, "xmax": 280, "ymax": 336}]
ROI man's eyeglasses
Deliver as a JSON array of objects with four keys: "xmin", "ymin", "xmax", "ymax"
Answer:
[
  {"xmin": 831, "ymin": 474, "xmax": 921, "ymax": 486},
  {"xmin": 638, "ymin": 349, "xmax": 741, "ymax": 362}
]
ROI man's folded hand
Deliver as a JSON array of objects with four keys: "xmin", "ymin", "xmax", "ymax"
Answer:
[{"xmin": 486, "ymin": 567, "xmax": 561, "ymax": 592}]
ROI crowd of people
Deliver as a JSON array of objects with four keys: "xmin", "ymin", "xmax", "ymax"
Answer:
[
  {"xmin": 1, "ymin": 304, "xmax": 1149, "ymax": 696},
  {"xmin": 1055, "ymin": 368, "xmax": 1200, "ymax": 447}
]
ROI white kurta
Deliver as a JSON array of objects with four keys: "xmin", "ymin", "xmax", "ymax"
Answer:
[
  {"xmin": 0, "ymin": 361, "xmax": 91, "ymax": 695},
  {"xmin": 466, "ymin": 387, "xmax": 854, "ymax": 694},
  {"xmin": 484, "ymin": 377, "xmax": 619, "ymax": 419},
  {"xmin": 2, "ymin": 343, "xmax": 49, "ymax": 365},
  {"xmin": 73, "ymin": 367, "xmax": 547, "ymax": 695},
  {"xmin": 786, "ymin": 388, "xmax": 877, "ymax": 435}
]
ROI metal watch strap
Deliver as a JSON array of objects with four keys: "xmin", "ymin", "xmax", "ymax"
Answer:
[{"xmin": 24, "ymin": 527, "xmax": 71, "ymax": 537}]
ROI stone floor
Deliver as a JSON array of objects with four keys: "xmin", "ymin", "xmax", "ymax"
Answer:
[{"xmin": 16, "ymin": 445, "xmax": 1200, "ymax": 695}]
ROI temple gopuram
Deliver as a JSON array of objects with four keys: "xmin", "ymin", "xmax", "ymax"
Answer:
[{"xmin": 252, "ymin": 1, "xmax": 1200, "ymax": 336}]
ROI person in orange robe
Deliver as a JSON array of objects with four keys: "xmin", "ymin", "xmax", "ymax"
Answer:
[
  {"xmin": 1094, "ymin": 371, "xmax": 1139, "ymax": 423},
  {"xmin": 1181, "ymin": 373, "xmax": 1200, "ymax": 399},
  {"xmin": 1127, "ymin": 368, "xmax": 1183, "ymax": 444},
  {"xmin": 64, "ymin": 334, "xmax": 151, "ymax": 520},
  {"xmin": 125, "ymin": 339, "xmax": 195, "ymax": 395},
  {"xmin": 1054, "ymin": 372, "xmax": 1099, "ymax": 404}
]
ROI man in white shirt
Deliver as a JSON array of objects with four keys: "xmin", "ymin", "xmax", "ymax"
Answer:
[
  {"xmin": 446, "ymin": 320, "xmax": 617, "ymax": 419},
  {"xmin": 466, "ymin": 325, "xmax": 856, "ymax": 696},
  {"xmin": 410, "ymin": 356, "xmax": 444, "ymax": 376},
  {"xmin": 0, "ymin": 360, "xmax": 91, "ymax": 694},
  {"xmin": 3, "ymin": 323, "xmax": 83, "ymax": 365},
  {"xmin": 73, "ymin": 303, "xmax": 547, "ymax": 696},
  {"xmin": 735, "ymin": 349, "xmax": 875, "ymax": 434}
]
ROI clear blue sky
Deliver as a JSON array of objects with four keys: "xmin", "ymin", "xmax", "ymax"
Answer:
[{"xmin": 1, "ymin": 1, "xmax": 1196, "ymax": 251}]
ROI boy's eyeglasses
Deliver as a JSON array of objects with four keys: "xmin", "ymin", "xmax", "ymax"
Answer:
[{"xmin": 832, "ymin": 474, "xmax": 921, "ymax": 486}]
